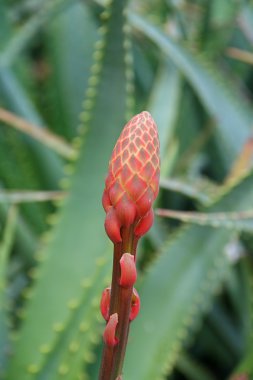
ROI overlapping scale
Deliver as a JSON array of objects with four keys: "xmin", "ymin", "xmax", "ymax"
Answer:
[{"xmin": 102, "ymin": 111, "xmax": 160, "ymax": 243}]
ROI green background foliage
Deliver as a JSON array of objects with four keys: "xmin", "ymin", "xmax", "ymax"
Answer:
[{"xmin": 0, "ymin": 0, "xmax": 253, "ymax": 379}]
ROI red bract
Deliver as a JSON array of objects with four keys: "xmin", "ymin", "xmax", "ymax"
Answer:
[
  {"xmin": 100, "ymin": 287, "xmax": 111, "ymax": 321},
  {"xmin": 103, "ymin": 313, "xmax": 119, "ymax": 347},
  {"xmin": 102, "ymin": 111, "xmax": 160, "ymax": 243},
  {"xmin": 119, "ymin": 253, "xmax": 137, "ymax": 287}
]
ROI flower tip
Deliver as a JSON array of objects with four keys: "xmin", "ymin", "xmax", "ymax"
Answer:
[
  {"xmin": 119, "ymin": 253, "xmax": 137, "ymax": 287},
  {"xmin": 139, "ymin": 110, "xmax": 151, "ymax": 117},
  {"xmin": 103, "ymin": 313, "xmax": 119, "ymax": 347},
  {"xmin": 100, "ymin": 287, "xmax": 111, "ymax": 321}
]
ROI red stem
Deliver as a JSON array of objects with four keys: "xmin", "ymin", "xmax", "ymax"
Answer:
[{"xmin": 98, "ymin": 227, "xmax": 138, "ymax": 380}]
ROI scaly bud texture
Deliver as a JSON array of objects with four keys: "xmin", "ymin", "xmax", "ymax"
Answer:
[
  {"xmin": 102, "ymin": 111, "xmax": 160, "ymax": 243},
  {"xmin": 99, "ymin": 112, "xmax": 160, "ymax": 380}
]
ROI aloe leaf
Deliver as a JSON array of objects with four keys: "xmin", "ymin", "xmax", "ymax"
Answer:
[
  {"xmin": 0, "ymin": 206, "xmax": 18, "ymax": 376},
  {"xmin": 0, "ymin": 67, "xmax": 63, "ymax": 187},
  {"xmin": 156, "ymin": 208, "xmax": 253, "ymax": 233},
  {"xmin": 0, "ymin": 1, "xmax": 81, "ymax": 186},
  {"xmin": 239, "ymin": 4, "xmax": 253, "ymax": 45},
  {"xmin": 0, "ymin": 130, "xmax": 50, "ymax": 235},
  {"xmin": 124, "ymin": 170, "xmax": 253, "ymax": 380},
  {"xmin": 34, "ymin": 258, "xmax": 111, "ymax": 380},
  {"xmin": 0, "ymin": 203, "xmax": 37, "ymax": 262},
  {"xmin": 6, "ymin": 0, "xmax": 132, "ymax": 378},
  {"xmin": 211, "ymin": 0, "xmax": 241, "ymax": 27},
  {"xmin": 0, "ymin": 0, "xmax": 77, "ymax": 66},
  {"xmin": 207, "ymin": 302, "xmax": 243, "ymax": 360},
  {"xmin": 176, "ymin": 352, "xmax": 216, "ymax": 380},
  {"xmin": 129, "ymin": 13, "xmax": 252, "ymax": 168},
  {"xmin": 230, "ymin": 259, "xmax": 253, "ymax": 378},
  {"xmin": 147, "ymin": 60, "xmax": 181, "ymax": 165},
  {"xmin": 45, "ymin": 1, "xmax": 97, "ymax": 138},
  {"xmin": 0, "ymin": 190, "xmax": 65, "ymax": 204},
  {"xmin": 0, "ymin": 1, "xmax": 12, "ymax": 49},
  {"xmin": 160, "ymin": 177, "xmax": 214, "ymax": 205},
  {"xmin": 231, "ymin": 346, "xmax": 253, "ymax": 378},
  {"xmin": 0, "ymin": 107, "xmax": 75, "ymax": 159}
]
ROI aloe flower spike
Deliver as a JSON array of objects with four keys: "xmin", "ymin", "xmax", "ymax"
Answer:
[
  {"xmin": 99, "ymin": 111, "xmax": 160, "ymax": 380},
  {"xmin": 102, "ymin": 111, "xmax": 160, "ymax": 243}
]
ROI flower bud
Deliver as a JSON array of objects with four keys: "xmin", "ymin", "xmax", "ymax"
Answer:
[
  {"xmin": 100, "ymin": 287, "xmax": 111, "ymax": 321},
  {"xmin": 103, "ymin": 313, "xmax": 118, "ymax": 347},
  {"xmin": 119, "ymin": 253, "xmax": 137, "ymax": 287},
  {"xmin": 102, "ymin": 111, "xmax": 160, "ymax": 243}
]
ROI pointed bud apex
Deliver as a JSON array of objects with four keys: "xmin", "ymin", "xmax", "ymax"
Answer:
[
  {"xmin": 103, "ymin": 313, "xmax": 118, "ymax": 347},
  {"xmin": 119, "ymin": 253, "xmax": 137, "ymax": 287},
  {"xmin": 100, "ymin": 287, "xmax": 111, "ymax": 321},
  {"xmin": 102, "ymin": 111, "xmax": 160, "ymax": 242},
  {"xmin": 130, "ymin": 288, "xmax": 140, "ymax": 321}
]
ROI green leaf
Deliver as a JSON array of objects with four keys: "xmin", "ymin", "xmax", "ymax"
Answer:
[
  {"xmin": 0, "ymin": 206, "xmax": 18, "ymax": 376},
  {"xmin": 147, "ymin": 60, "xmax": 181, "ymax": 168},
  {"xmin": 0, "ymin": 67, "xmax": 63, "ymax": 188},
  {"xmin": 129, "ymin": 13, "xmax": 253, "ymax": 168},
  {"xmin": 0, "ymin": 0, "xmax": 77, "ymax": 67},
  {"xmin": 6, "ymin": 0, "xmax": 133, "ymax": 378},
  {"xmin": 45, "ymin": 2, "xmax": 97, "ymax": 138},
  {"xmin": 239, "ymin": 4, "xmax": 253, "ymax": 45},
  {"xmin": 176, "ymin": 352, "xmax": 216, "ymax": 380},
  {"xmin": 231, "ymin": 343, "xmax": 253, "ymax": 378},
  {"xmin": 156, "ymin": 208, "xmax": 253, "ymax": 233},
  {"xmin": 0, "ymin": 67, "xmax": 63, "ymax": 235},
  {"xmin": 230, "ymin": 258, "xmax": 253, "ymax": 378},
  {"xmin": 160, "ymin": 177, "xmax": 214, "ymax": 205},
  {"xmin": 0, "ymin": 1, "xmax": 12, "ymax": 49},
  {"xmin": 0, "ymin": 203, "xmax": 37, "ymax": 263}
]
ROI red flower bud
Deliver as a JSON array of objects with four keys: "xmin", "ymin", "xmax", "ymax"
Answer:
[
  {"xmin": 103, "ymin": 111, "xmax": 160, "ymax": 243},
  {"xmin": 129, "ymin": 288, "xmax": 140, "ymax": 321},
  {"xmin": 100, "ymin": 287, "xmax": 111, "ymax": 321},
  {"xmin": 103, "ymin": 313, "xmax": 118, "ymax": 347},
  {"xmin": 119, "ymin": 253, "xmax": 137, "ymax": 287}
]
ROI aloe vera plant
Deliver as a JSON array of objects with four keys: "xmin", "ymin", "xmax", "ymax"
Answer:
[{"xmin": 0, "ymin": 1, "xmax": 253, "ymax": 380}]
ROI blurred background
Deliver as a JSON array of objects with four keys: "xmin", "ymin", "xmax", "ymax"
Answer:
[{"xmin": 0, "ymin": 0, "xmax": 253, "ymax": 379}]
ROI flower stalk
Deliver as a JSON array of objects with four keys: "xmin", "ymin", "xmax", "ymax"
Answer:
[{"xmin": 99, "ymin": 111, "xmax": 160, "ymax": 380}]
